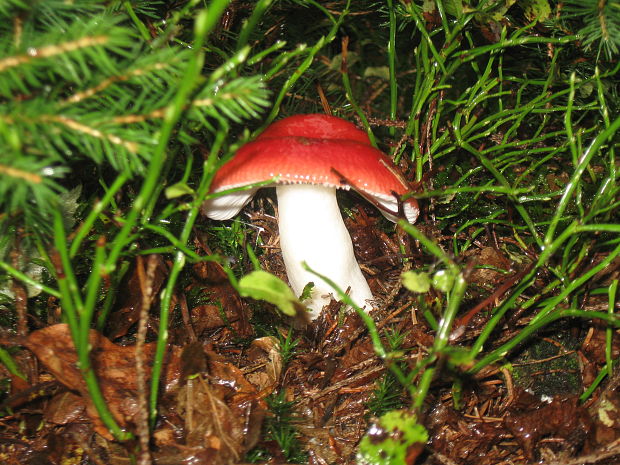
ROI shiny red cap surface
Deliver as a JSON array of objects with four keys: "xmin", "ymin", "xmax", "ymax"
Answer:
[{"xmin": 204, "ymin": 114, "xmax": 419, "ymax": 223}]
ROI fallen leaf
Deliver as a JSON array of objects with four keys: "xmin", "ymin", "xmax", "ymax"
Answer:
[
  {"xmin": 106, "ymin": 255, "xmax": 167, "ymax": 340},
  {"xmin": 504, "ymin": 394, "xmax": 592, "ymax": 459},
  {"xmin": 26, "ymin": 323, "xmax": 181, "ymax": 439},
  {"xmin": 245, "ymin": 336, "xmax": 282, "ymax": 393},
  {"xmin": 44, "ymin": 391, "xmax": 86, "ymax": 425},
  {"xmin": 172, "ymin": 350, "xmax": 266, "ymax": 463}
]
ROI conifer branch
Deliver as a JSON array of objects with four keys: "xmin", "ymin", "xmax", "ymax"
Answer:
[
  {"xmin": 44, "ymin": 115, "xmax": 141, "ymax": 153},
  {"xmin": 0, "ymin": 15, "xmax": 137, "ymax": 97},
  {"xmin": 0, "ymin": 164, "xmax": 42, "ymax": 184},
  {"xmin": 563, "ymin": 0, "xmax": 620, "ymax": 58},
  {"xmin": 109, "ymin": 78, "xmax": 268, "ymax": 124},
  {"xmin": 0, "ymin": 36, "xmax": 109, "ymax": 73},
  {"xmin": 0, "ymin": 4, "xmax": 269, "ymax": 233},
  {"xmin": 60, "ymin": 62, "xmax": 169, "ymax": 106}
]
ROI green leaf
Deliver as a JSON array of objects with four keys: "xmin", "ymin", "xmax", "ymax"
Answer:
[
  {"xmin": 401, "ymin": 271, "xmax": 431, "ymax": 293},
  {"xmin": 432, "ymin": 269, "xmax": 455, "ymax": 293},
  {"xmin": 58, "ymin": 185, "xmax": 82, "ymax": 230},
  {"xmin": 481, "ymin": 0, "xmax": 517, "ymax": 21},
  {"xmin": 299, "ymin": 281, "xmax": 314, "ymax": 302},
  {"xmin": 357, "ymin": 410, "xmax": 428, "ymax": 465},
  {"xmin": 165, "ymin": 182, "xmax": 195, "ymax": 199},
  {"xmin": 0, "ymin": 347, "xmax": 26, "ymax": 380},
  {"xmin": 443, "ymin": 346, "xmax": 475, "ymax": 369},
  {"xmin": 443, "ymin": 0, "xmax": 465, "ymax": 17},
  {"xmin": 363, "ymin": 66, "xmax": 390, "ymax": 80},
  {"xmin": 520, "ymin": 0, "xmax": 551, "ymax": 21},
  {"xmin": 238, "ymin": 270, "xmax": 301, "ymax": 316},
  {"xmin": 422, "ymin": 0, "xmax": 436, "ymax": 14}
]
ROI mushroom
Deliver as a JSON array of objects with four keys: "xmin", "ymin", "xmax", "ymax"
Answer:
[{"xmin": 202, "ymin": 114, "xmax": 418, "ymax": 319}]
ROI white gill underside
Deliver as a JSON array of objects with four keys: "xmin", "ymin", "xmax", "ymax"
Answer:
[{"xmin": 276, "ymin": 184, "xmax": 373, "ymax": 319}]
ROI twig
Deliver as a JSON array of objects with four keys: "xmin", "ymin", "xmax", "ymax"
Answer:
[
  {"xmin": 10, "ymin": 243, "xmax": 28, "ymax": 338},
  {"xmin": 179, "ymin": 293, "xmax": 197, "ymax": 342},
  {"xmin": 135, "ymin": 255, "xmax": 159, "ymax": 465},
  {"xmin": 305, "ymin": 364, "xmax": 385, "ymax": 401}
]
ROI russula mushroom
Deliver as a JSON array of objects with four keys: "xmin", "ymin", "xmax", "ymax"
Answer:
[{"xmin": 202, "ymin": 114, "xmax": 418, "ymax": 319}]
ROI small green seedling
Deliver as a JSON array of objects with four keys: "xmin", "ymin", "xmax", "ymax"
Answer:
[
  {"xmin": 402, "ymin": 268, "xmax": 456, "ymax": 294},
  {"xmin": 357, "ymin": 410, "xmax": 428, "ymax": 465},
  {"xmin": 238, "ymin": 270, "xmax": 304, "ymax": 316},
  {"xmin": 401, "ymin": 271, "xmax": 431, "ymax": 293}
]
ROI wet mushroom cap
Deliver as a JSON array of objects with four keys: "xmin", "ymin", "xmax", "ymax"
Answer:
[
  {"xmin": 203, "ymin": 114, "xmax": 419, "ymax": 223},
  {"xmin": 256, "ymin": 113, "xmax": 373, "ymax": 142}
]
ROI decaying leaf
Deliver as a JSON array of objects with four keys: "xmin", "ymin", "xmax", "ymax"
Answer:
[
  {"xmin": 245, "ymin": 336, "xmax": 282, "ymax": 393},
  {"xmin": 26, "ymin": 323, "xmax": 181, "ymax": 439},
  {"xmin": 589, "ymin": 374, "xmax": 620, "ymax": 448},
  {"xmin": 191, "ymin": 260, "xmax": 253, "ymax": 338},
  {"xmin": 504, "ymin": 394, "xmax": 592, "ymax": 459},
  {"xmin": 106, "ymin": 255, "xmax": 167, "ymax": 340},
  {"xmin": 44, "ymin": 391, "xmax": 87, "ymax": 425},
  {"xmin": 26, "ymin": 324, "xmax": 269, "ymax": 463},
  {"xmin": 172, "ymin": 350, "xmax": 266, "ymax": 463},
  {"xmin": 463, "ymin": 246, "xmax": 512, "ymax": 286}
]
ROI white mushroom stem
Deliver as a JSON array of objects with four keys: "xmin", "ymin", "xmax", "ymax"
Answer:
[{"xmin": 276, "ymin": 184, "xmax": 373, "ymax": 319}]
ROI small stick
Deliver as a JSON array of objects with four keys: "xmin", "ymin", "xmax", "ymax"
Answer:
[{"xmin": 135, "ymin": 255, "xmax": 159, "ymax": 465}]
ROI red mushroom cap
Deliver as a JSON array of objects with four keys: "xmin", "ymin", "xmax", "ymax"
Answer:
[
  {"xmin": 203, "ymin": 114, "xmax": 419, "ymax": 223},
  {"xmin": 256, "ymin": 113, "xmax": 372, "ymax": 144}
]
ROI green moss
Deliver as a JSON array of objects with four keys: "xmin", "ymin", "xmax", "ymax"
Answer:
[{"xmin": 510, "ymin": 330, "xmax": 582, "ymax": 397}]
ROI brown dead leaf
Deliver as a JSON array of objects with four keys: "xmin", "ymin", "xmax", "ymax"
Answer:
[
  {"xmin": 106, "ymin": 255, "xmax": 167, "ymax": 340},
  {"xmin": 191, "ymin": 260, "xmax": 253, "ymax": 338},
  {"xmin": 45, "ymin": 423, "xmax": 92, "ymax": 465},
  {"xmin": 546, "ymin": 171, "xmax": 570, "ymax": 192},
  {"xmin": 245, "ymin": 336, "xmax": 282, "ymax": 394},
  {"xmin": 170, "ymin": 349, "xmax": 266, "ymax": 464},
  {"xmin": 504, "ymin": 394, "xmax": 592, "ymax": 459},
  {"xmin": 191, "ymin": 304, "xmax": 242, "ymax": 335},
  {"xmin": 582, "ymin": 327, "xmax": 620, "ymax": 365},
  {"xmin": 44, "ymin": 391, "xmax": 86, "ymax": 425},
  {"xmin": 464, "ymin": 246, "xmax": 512, "ymax": 286},
  {"xmin": 192, "ymin": 260, "xmax": 229, "ymax": 282},
  {"xmin": 347, "ymin": 209, "xmax": 395, "ymax": 266},
  {"xmin": 428, "ymin": 401, "xmax": 508, "ymax": 465},
  {"xmin": 590, "ymin": 373, "xmax": 620, "ymax": 448},
  {"xmin": 26, "ymin": 323, "xmax": 181, "ymax": 439}
]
